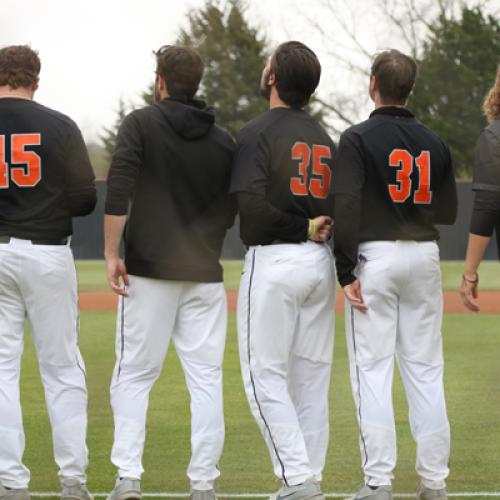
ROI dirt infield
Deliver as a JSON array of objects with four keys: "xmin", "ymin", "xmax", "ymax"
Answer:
[{"xmin": 79, "ymin": 289, "xmax": 500, "ymax": 314}]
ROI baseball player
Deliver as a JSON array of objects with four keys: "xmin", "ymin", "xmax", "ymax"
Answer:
[
  {"xmin": 333, "ymin": 50, "xmax": 457, "ymax": 500},
  {"xmin": 0, "ymin": 46, "xmax": 96, "ymax": 500},
  {"xmin": 104, "ymin": 45, "xmax": 235, "ymax": 500},
  {"xmin": 230, "ymin": 41, "xmax": 336, "ymax": 500}
]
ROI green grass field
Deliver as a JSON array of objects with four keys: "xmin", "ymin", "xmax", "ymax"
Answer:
[
  {"xmin": 18, "ymin": 261, "xmax": 500, "ymax": 498},
  {"xmin": 76, "ymin": 259, "xmax": 500, "ymax": 292}
]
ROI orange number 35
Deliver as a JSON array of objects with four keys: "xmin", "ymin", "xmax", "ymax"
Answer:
[
  {"xmin": 0, "ymin": 133, "xmax": 42, "ymax": 189},
  {"xmin": 290, "ymin": 142, "xmax": 332, "ymax": 199}
]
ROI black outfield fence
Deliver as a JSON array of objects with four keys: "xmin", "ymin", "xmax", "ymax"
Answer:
[{"xmin": 72, "ymin": 181, "xmax": 498, "ymax": 261}]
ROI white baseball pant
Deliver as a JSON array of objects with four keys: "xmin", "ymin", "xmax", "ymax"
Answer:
[
  {"xmin": 346, "ymin": 240, "xmax": 450, "ymax": 488},
  {"xmin": 110, "ymin": 275, "xmax": 227, "ymax": 490},
  {"xmin": 0, "ymin": 238, "xmax": 89, "ymax": 489},
  {"xmin": 237, "ymin": 241, "xmax": 335, "ymax": 486}
]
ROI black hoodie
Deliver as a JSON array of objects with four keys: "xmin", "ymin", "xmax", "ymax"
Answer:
[{"xmin": 105, "ymin": 97, "xmax": 236, "ymax": 282}]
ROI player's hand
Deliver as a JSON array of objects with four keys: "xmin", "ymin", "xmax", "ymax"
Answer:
[
  {"xmin": 459, "ymin": 271, "xmax": 479, "ymax": 312},
  {"xmin": 309, "ymin": 215, "xmax": 333, "ymax": 242},
  {"xmin": 106, "ymin": 256, "xmax": 130, "ymax": 297},
  {"xmin": 344, "ymin": 279, "xmax": 368, "ymax": 313}
]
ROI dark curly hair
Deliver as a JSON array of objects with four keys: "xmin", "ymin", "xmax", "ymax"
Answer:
[{"xmin": 0, "ymin": 45, "xmax": 40, "ymax": 89}]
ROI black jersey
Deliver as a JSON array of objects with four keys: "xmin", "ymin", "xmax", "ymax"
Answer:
[
  {"xmin": 0, "ymin": 98, "xmax": 96, "ymax": 240},
  {"xmin": 230, "ymin": 107, "xmax": 335, "ymax": 246},
  {"xmin": 333, "ymin": 106, "xmax": 457, "ymax": 286}
]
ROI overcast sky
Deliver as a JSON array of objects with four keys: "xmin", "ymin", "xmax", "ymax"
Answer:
[
  {"xmin": 1, "ymin": 0, "xmax": 478, "ymax": 141},
  {"xmin": 0, "ymin": 0, "xmax": 379, "ymax": 141}
]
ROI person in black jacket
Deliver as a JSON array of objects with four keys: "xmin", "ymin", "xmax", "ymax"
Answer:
[
  {"xmin": 460, "ymin": 66, "xmax": 500, "ymax": 311},
  {"xmin": 333, "ymin": 50, "xmax": 457, "ymax": 500},
  {"xmin": 104, "ymin": 45, "xmax": 235, "ymax": 500},
  {"xmin": 0, "ymin": 45, "xmax": 96, "ymax": 500}
]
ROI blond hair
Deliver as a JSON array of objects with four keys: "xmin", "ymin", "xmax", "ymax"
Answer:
[{"xmin": 483, "ymin": 65, "xmax": 500, "ymax": 123}]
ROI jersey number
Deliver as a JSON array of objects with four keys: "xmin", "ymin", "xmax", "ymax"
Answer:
[
  {"xmin": 388, "ymin": 149, "xmax": 432, "ymax": 204},
  {"xmin": 0, "ymin": 134, "xmax": 42, "ymax": 189},
  {"xmin": 290, "ymin": 142, "xmax": 332, "ymax": 199}
]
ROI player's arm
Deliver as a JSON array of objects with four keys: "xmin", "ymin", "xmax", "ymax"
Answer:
[
  {"xmin": 432, "ymin": 146, "xmax": 457, "ymax": 225},
  {"xmin": 65, "ymin": 125, "xmax": 97, "ymax": 216},
  {"xmin": 104, "ymin": 214, "xmax": 129, "ymax": 296},
  {"xmin": 332, "ymin": 131, "xmax": 367, "ymax": 311},
  {"xmin": 104, "ymin": 112, "xmax": 143, "ymax": 296},
  {"xmin": 215, "ymin": 140, "xmax": 239, "ymax": 231},
  {"xmin": 238, "ymin": 191, "xmax": 307, "ymax": 242},
  {"xmin": 231, "ymin": 129, "xmax": 331, "ymax": 243},
  {"xmin": 237, "ymin": 192, "xmax": 331, "ymax": 242}
]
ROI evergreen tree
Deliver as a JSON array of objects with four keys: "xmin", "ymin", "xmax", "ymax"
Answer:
[
  {"xmin": 409, "ymin": 7, "xmax": 500, "ymax": 177},
  {"xmin": 141, "ymin": 0, "xmax": 269, "ymax": 137},
  {"xmin": 100, "ymin": 97, "xmax": 129, "ymax": 161},
  {"xmin": 103, "ymin": 0, "xmax": 326, "ymax": 159}
]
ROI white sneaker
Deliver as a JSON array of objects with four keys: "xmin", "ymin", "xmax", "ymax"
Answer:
[
  {"xmin": 353, "ymin": 485, "xmax": 393, "ymax": 500},
  {"xmin": 271, "ymin": 478, "xmax": 324, "ymax": 500},
  {"xmin": 190, "ymin": 491, "xmax": 217, "ymax": 500},
  {"xmin": 60, "ymin": 478, "xmax": 93, "ymax": 500},
  {"xmin": 106, "ymin": 478, "xmax": 141, "ymax": 500},
  {"xmin": 417, "ymin": 484, "xmax": 447, "ymax": 500},
  {"xmin": 0, "ymin": 483, "xmax": 30, "ymax": 500}
]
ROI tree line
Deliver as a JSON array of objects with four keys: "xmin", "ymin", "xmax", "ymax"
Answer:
[{"xmin": 100, "ymin": 0, "xmax": 500, "ymax": 178}]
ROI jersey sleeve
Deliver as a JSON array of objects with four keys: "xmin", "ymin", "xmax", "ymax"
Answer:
[
  {"xmin": 432, "ymin": 146, "xmax": 457, "ymax": 225},
  {"xmin": 105, "ymin": 112, "xmax": 144, "ymax": 216},
  {"xmin": 64, "ymin": 123, "xmax": 97, "ymax": 217},
  {"xmin": 472, "ymin": 128, "xmax": 500, "ymax": 193},
  {"xmin": 470, "ymin": 190, "xmax": 500, "ymax": 237},
  {"xmin": 237, "ymin": 192, "xmax": 308, "ymax": 243},
  {"xmin": 333, "ymin": 130, "xmax": 366, "ymax": 287},
  {"xmin": 230, "ymin": 127, "xmax": 270, "ymax": 195}
]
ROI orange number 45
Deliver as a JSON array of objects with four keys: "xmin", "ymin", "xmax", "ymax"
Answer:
[
  {"xmin": 0, "ymin": 133, "xmax": 42, "ymax": 189},
  {"xmin": 388, "ymin": 149, "xmax": 432, "ymax": 204},
  {"xmin": 290, "ymin": 142, "xmax": 332, "ymax": 199}
]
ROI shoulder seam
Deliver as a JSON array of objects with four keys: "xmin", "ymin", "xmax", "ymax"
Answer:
[{"xmin": 31, "ymin": 102, "xmax": 76, "ymax": 127}]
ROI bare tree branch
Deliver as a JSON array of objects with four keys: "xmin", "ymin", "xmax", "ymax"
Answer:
[
  {"xmin": 314, "ymin": 97, "xmax": 356, "ymax": 126},
  {"xmin": 295, "ymin": 0, "xmax": 466, "ymax": 130}
]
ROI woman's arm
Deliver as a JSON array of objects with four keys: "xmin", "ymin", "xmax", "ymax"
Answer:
[{"xmin": 460, "ymin": 190, "xmax": 500, "ymax": 311}]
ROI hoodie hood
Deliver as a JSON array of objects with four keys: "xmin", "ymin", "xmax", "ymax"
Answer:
[{"xmin": 155, "ymin": 97, "xmax": 215, "ymax": 140}]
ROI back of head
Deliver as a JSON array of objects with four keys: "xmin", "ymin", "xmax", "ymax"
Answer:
[
  {"xmin": 483, "ymin": 65, "xmax": 500, "ymax": 124},
  {"xmin": 0, "ymin": 45, "xmax": 40, "ymax": 89},
  {"xmin": 270, "ymin": 41, "xmax": 321, "ymax": 109},
  {"xmin": 154, "ymin": 45, "xmax": 204, "ymax": 100},
  {"xmin": 371, "ymin": 49, "xmax": 417, "ymax": 105}
]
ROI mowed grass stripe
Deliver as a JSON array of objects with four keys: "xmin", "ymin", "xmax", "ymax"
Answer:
[{"xmin": 20, "ymin": 312, "xmax": 500, "ymax": 493}]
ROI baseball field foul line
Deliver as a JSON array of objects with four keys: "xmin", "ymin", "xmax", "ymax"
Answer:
[{"xmin": 28, "ymin": 493, "xmax": 500, "ymax": 498}]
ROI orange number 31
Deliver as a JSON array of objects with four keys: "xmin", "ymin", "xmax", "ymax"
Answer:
[
  {"xmin": 388, "ymin": 149, "xmax": 432, "ymax": 204},
  {"xmin": 0, "ymin": 134, "xmax": 42, "ymax": 189}
]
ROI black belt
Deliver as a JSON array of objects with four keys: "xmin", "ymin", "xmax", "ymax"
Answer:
[{"xmin": 0, "ymin": 236, "xmax": 69, "ymax": 245}]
